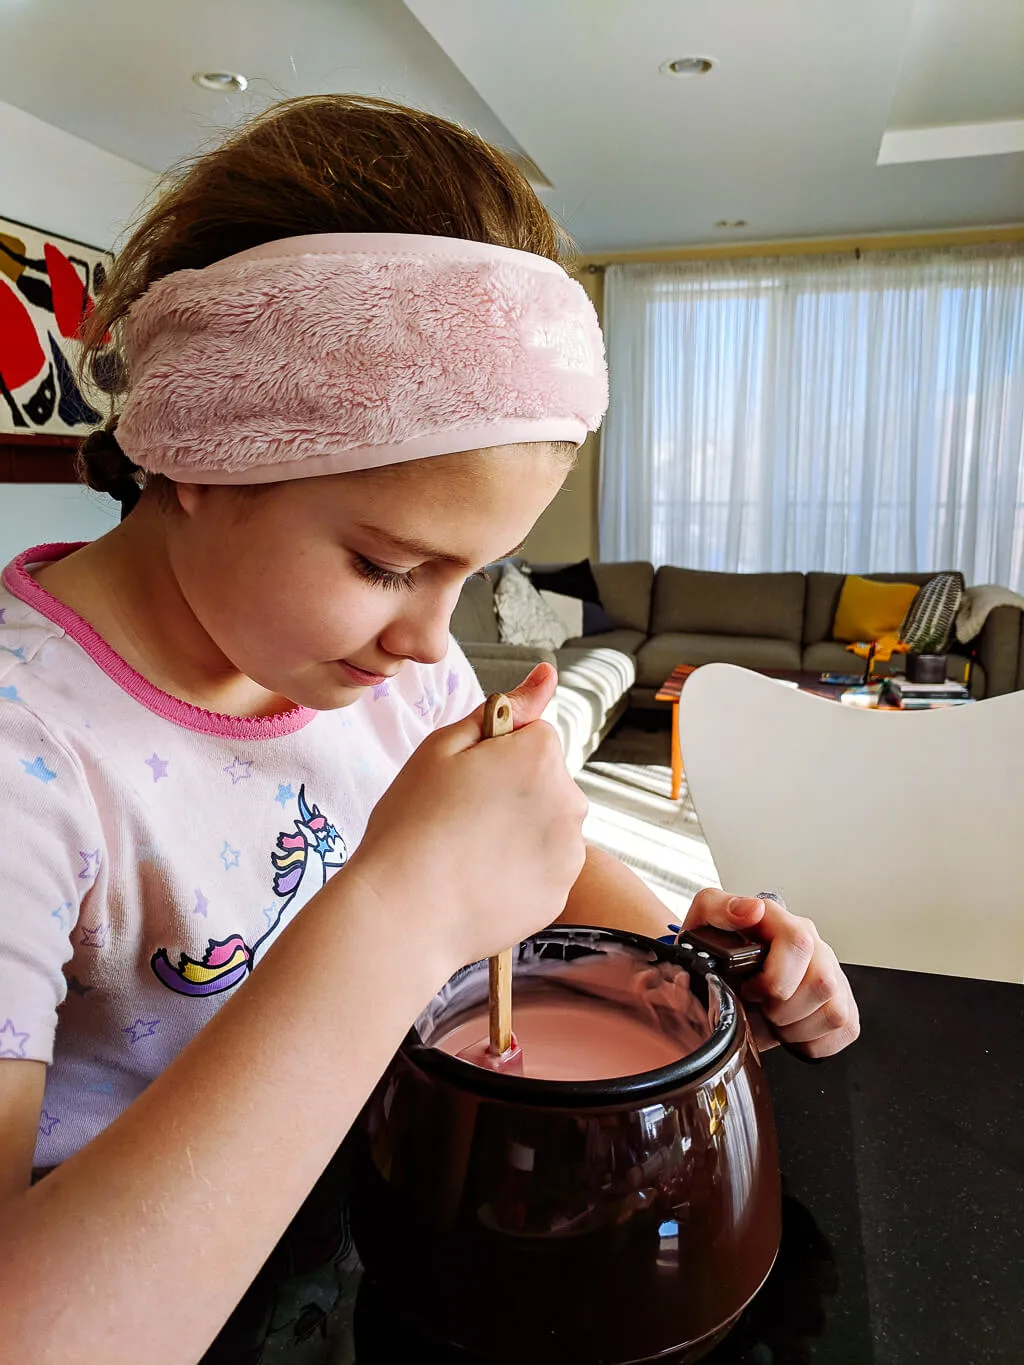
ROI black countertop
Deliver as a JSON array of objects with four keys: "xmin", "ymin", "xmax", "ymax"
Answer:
[{"xmin": 332, "ymin": 963, "xmax": 1022, "ymax": 1365}]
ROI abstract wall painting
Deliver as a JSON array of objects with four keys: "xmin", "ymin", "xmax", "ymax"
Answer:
[{"xmin": 0, "ymin": 216, "xmax": 114, "ymax": 438}]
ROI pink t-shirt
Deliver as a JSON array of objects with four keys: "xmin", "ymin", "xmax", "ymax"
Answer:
[{"xmin": 0, "ymin": 543, "xmax": 483, "ymax": 1168}]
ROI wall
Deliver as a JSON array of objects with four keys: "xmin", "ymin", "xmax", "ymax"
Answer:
[
  {"xmin": 522, "ymin": 266, "xmax": 604, "ymax": 564},
  {"xmin": 0, "ymin": 98, "xmax": 156, "ymax": 564},
  {"xmin": 0, "ymin": 483, "xmax": 120, "ymax": 566}
]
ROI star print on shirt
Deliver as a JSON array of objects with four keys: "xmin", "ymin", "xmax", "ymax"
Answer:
[
  {"xmin": 274, "ymin": 782, "xmax": 295, "ymax": 808},
  {"xmin": 223, "ymin": 757, "xmax": 252, "ymax": 785},
  {"xmin": 447, "ymin": 669, "xmax": 460, "ymax": 696},
  {"xmin": 0, "ymin": 1018, "xmax": 30, "ymax": 1058},
  {"xmin": 0, "ymin": 684, "xmax": 19, "ymax": 702},
  {"xmin": 1, "ymin": 644, "xmax": 25, "ymax": 661},
  {"xmin": 414, "ymin": 694, "xmax": 432, "ymax": 717},
  {"xmin": 78, "ymin": 849, "xmax": 101, "ymax": 881},
  {"xmin": 123, "ymin": 1018, "xmax": 160, "ymax": 1045},
  {"xmin": 21, "ymin": 756, "xmax": 56, "ymax": 783},
  {"xmin": 373, "ymin": 681, "xmax": 390, "ymax": 700},
  {"xmin": 220, "ymin": 841, "xmax": 241, "ymax": 871},
  {"xmin": 79, "ymin": 923, "xmax": 108, "ymax": 949},
  {"xmin": 51, "ymin": 902, "xmax": 73, "ymax": 931},
  {"xmin": 192, "ymin": 888, "xmax": 209, "ymax": 917},
  {"xmin": 38, "ymin": 1109, "xmax": 60, "ymax": 1136},
  {"xmin": 144, "ymin": 752, "xmax": 169, "ymax": 782}
]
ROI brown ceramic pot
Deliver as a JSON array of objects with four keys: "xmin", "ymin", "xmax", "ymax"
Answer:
[{"xmin": 351, "ymin": 926, "xmax": 781, "ymax": 1364}]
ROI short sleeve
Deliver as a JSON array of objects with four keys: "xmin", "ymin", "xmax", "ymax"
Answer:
[
  {"xmin": 434, "ymin": 634, "xmax": 485, "ymax": 728},
  {"xmin": 0, "ymin": 699, "xmax": 104, "ymax": 1064}
]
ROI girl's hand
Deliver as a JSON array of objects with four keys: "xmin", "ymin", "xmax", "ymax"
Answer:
[
  {"xmin": 348, "ymin": 664, "xmax": 588, "ymax": 984},
  {"xmin": 683, "ymin": 889, "xmax": 860, "ymax": 1059}
]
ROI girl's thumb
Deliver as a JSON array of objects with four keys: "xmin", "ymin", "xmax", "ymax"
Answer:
[
  {"xmin": 505, "ymin": 662, "xmax": 559, "ymax": 727},
  {"xmin": 439, "ymin": 664, "xmax": 560, "ymax": 755}
]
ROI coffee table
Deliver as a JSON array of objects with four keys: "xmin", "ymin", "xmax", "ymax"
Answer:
[{"xmin": 655, "ymin": 664, "xmax": 874, "ymax": 801}]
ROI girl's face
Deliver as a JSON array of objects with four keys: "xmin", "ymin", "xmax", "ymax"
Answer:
[{"xmin": 165, "ymin": 443, "xmax": 569, "ymax": 709}]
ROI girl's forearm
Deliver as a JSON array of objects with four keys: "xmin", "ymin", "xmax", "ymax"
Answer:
[
  {"xmin": 557, "ymin": 843, "xmax": 678, "ymax": 940},
  {"xmin": 0, "ymin": 865, "xmax": 443, "ymax": 1365}
]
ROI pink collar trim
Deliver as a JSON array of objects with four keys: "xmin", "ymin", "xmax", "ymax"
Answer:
[{"xmin": 2, "ymin": 543, "xmax": 318, "ymax": 740}]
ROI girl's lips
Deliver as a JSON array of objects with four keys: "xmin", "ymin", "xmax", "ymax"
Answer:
[{"xmin": 338, "ymin": 659, "xmax": 393, "ymax": 687}]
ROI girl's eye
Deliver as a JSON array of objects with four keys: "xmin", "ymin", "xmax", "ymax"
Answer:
[{"xmin": 353, "ymin": 554, "xmax": 418, "ymax": 592}]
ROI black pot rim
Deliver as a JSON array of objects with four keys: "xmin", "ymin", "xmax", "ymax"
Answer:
[{"xmin": 402, "ymin": 925, "xmax": 740, "ymax": 1107}]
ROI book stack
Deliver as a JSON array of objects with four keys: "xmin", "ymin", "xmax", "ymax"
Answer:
[{"xmin": 882, "ymin": 678, "xmax": 972, "ymax": 709}]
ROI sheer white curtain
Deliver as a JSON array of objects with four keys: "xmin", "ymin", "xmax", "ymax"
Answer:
[{"xmin": 600, "ymin": 248, "xmax": 1024, "ymax": 590}]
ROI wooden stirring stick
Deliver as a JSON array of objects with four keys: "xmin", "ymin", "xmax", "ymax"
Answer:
[{"xmin": 483, "ymin": 693, "xmax": 515, "ymax": 1056}]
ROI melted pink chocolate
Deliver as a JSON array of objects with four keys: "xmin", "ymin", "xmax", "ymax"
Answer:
[{"xmin": 437, "ymin": 996, "xmax": 687, "ymax": 1080}]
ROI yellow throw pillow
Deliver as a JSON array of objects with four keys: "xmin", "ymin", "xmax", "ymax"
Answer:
[{"xmin": 832, "ymin": 575, "xmax": 920, "ymax": 643}]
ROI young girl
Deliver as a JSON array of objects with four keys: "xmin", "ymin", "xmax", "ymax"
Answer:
[{"xmin": 0, "ymin": 96, "xmax": 858, "ymax": 1362}]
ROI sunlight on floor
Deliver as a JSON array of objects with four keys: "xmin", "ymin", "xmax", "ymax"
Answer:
[{"xmin": 577, "ymin": 752, "xmax": 721, "ymax": 921}]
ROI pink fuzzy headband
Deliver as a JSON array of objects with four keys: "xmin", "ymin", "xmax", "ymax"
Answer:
[{"xmin": 114, "ymin": 233, "xmax": 608, "ymax": 484}]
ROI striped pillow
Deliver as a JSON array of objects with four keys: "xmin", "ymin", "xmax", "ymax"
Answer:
[{"xmin": 898, "ymin": 572, "xmax": 965, "ymax": 654}]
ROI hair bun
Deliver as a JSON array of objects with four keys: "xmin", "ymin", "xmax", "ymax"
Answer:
[{"xmin": 77, "ymin": 425, "xmax": 143, "ymax": 513}]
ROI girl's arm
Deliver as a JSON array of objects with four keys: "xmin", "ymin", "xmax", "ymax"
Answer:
[
  {"xmin": 558, "ymin": 844, "xmax": 860, "ymax": 1058},
  {"xmin": 0, "ymin": 871, "xmax": 441, "ymax": 1365},
  {"xmin": 0, "ymin": 669, "xmax": 588, "ymax": 1365}
]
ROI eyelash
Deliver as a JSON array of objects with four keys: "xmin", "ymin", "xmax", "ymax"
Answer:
[{"xmin": 353, "ymin": 554, "xmax": 418, "ymax": 592}]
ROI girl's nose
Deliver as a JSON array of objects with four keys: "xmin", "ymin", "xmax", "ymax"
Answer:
[{"xmin": 379, "ymin": 597, "xmax": 455, "ymax": 667}]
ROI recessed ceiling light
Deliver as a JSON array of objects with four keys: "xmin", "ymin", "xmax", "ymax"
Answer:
[
  {"xmin": 660, "ymin": 56, "xmax": 715, "ymax": 78},
  {"xmin": 192, "ymin": 71, "xmax": 249, "ymax": 93},
  {"xmin": 715, "ymin": 219, "xmax": 749, "ymax": 229}
]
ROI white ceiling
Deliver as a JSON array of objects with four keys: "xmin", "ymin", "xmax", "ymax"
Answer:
[
  {"xmin": 0, "ymin": 0, "xmax": 1021, "ymax": 252},
  {"xmin": 0, "ymin": 0, "xmax": 529, "ymax": 180}
]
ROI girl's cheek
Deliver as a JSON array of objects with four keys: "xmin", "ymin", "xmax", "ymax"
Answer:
[{"xmin": 330, "ymin": 590, "xmax": 394, "ymax": 646}]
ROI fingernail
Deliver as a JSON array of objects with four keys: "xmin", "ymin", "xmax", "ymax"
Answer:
[{"xmin": 729, "ymin": 896, "xmax": 762, "ymax": 918}]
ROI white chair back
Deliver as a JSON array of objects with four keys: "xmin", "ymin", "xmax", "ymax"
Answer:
[{"xmin": 677, "ymin": 664, "xmax": 1024, "ymax": 983}]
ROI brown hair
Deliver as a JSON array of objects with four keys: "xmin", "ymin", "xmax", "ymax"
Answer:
[{"xmin": 78, "ymin": 94, "xmax": 574, "ymax": 514}]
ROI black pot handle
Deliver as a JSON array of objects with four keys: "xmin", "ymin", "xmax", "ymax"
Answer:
[{"xmin": 676, "ymin": 924, "xmax": 823, "ymax": 1066}]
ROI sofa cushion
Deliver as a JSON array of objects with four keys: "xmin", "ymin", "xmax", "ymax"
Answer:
[
  {"xmin": 450, "ymin": 573, "xmax": 499, "ymax": 643},
  {"xmin": 803, "ymin": 571, "xmax": 940, "ymax": 646},
  {"xmin": 831, "ymin": 575, "xmax": 921, "ymax": 643},
  {"xmin": 529, "ymin": 558, "xmax": 602, "ymax": 603},
  {"xmin": 591, "ymin": 561, "xmax": 655, "ymax": 633},
  {"xmin": 549, "ymin": 647, "xmax": 635, "ymax": 772},
  {"xmin": 552, "ymin": 685, "xmax": 628, "ymax": 777},
  {"xmin": 651, "ymin": 567, "xmax": 806, "ymax": 642},
  {"xmin": 538, "ymin": 589, "xmax": 584, "ymax": 640},
  {"xmin": 554, "ymin": 646, "xmax": 637, "ymax": 717},
  {"xmin": 561, "ymin": 628, "xmax": 645, "ymax": 656},
  {"xmin": 637, "ymin": 633, "xmax": 802, "ymax": 687},
  {"xmin": 495, "ymin": 564, "xmax": 571, "ymax": 649}
]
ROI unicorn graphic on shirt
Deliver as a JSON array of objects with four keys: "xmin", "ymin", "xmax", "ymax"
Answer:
[{"xmin": 151, "ymin": 785, "xmax": 347, "ymax": 997}]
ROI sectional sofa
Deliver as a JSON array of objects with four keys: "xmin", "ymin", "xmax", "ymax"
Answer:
[{"xmin": 451, "ymin": 563, "xmax": 1023, "ymax": 773}]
